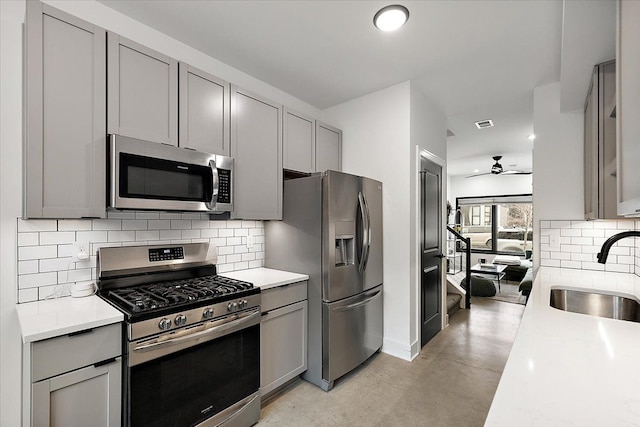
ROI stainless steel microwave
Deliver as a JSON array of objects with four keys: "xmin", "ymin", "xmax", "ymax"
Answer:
[{"xmin": 108, "ymin": 135, "xmax": 233, "ymax": 213}]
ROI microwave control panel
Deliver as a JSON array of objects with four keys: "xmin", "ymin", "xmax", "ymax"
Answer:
[{"xmin": 217, "ymin": 169, "xmax": 231, "ymax": 204}]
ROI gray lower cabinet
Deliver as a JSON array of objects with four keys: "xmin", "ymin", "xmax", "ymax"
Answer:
[
  {"xmin": 315, "ymin": 121, "xmax": 342, "ymax": 172},
  {"xmin": 107, "ymin": 32, "xmax": 178, "ymax": 146},
  {"xmin": 231, "ymin": 86, "xmax": 283, "ymax": 219},
  {"xmin": 179, "ymin": 62, "xmax": 231, "ymax": 156},
  {"xmin": 260, "ymin": 282, "xmax": 308, "ymax": 398},
  {"xmin": 24, "ymin": 1, "xmax": 106, "ymax": 218},
  {"xmin": 617, "ymin": 0, "xmax": 640, "ymax": 216},
  {"xmin": 283, "ymin": 109, "xmax": 315, "ymax": 173},
  {"xmin": 28, "ymin": 323, "xmax": 122, "ymax": 427}
]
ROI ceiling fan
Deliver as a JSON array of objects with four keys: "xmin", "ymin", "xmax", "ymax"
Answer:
[{"xmin": 465, "ymin": 156, "xmax": 532, "ymax": 178}]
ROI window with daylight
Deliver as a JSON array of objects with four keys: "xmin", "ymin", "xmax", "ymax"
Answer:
[{"xmin": 456, "ymin": 194, "xmax": 533, "ymax": 255}]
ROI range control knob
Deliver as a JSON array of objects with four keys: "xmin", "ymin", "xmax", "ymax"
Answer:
[
  {"xmin": 202, "ymin": 308, "xmax": 214, "ymax": 319},
  {"xmin": 158, "ymin": 318, "xmax": 172, "ymax": 331},
  {"xmin": 239, "ymin": 299, "xmax": 247, "ymax": 309},
  {"xmin": 175, "ymin": 314, "xmax": 187, "ymax": 326},
  {"xmin": 227, "ymin": 302, "xmax": 238, "ymax": 312}
]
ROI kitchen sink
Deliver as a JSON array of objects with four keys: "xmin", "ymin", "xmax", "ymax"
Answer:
[{"xmin": 549, "ymin": 287, "xmax": 640, "ymax": 323}]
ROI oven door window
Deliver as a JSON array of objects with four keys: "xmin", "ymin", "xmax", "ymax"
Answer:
[
  {"xmin": 120, "ymin": 153, "xmax": 213, "ymax": 202},
  {"xmin": 128, "ymin": 323, "xmax": 259, "ymax": 427}
]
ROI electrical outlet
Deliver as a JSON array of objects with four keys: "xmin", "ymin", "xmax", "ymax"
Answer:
[
  {"xmin": 73, "ymin": 241, "xmax": 90, "ymax": 260},
  {"xmin": 246, "ymin": 235, "xmax": 255, "ymax": 249}
]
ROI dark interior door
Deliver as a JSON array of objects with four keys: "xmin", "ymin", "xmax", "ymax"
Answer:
[{"xmin": 420, "ymin": 157, "xmax": 442, "ymax": 347}]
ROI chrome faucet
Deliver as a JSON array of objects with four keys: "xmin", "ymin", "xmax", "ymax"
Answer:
[{"xmin": 596, "ymin": 230, "xmax": 640, "ymax": 264}]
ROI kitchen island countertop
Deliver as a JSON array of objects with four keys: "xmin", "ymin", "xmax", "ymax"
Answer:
[
  {"xmin": 485, "ymin": 266, "xmax": 640, "ymax": 426},
  {"xmin": 221, "ymin": 267, "xmax": 309, "ymax": 290}
]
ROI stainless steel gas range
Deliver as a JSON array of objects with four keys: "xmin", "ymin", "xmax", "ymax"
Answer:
[{"xmin": 97, "ymin": 243, "xmax": 260, "ymax": 427}]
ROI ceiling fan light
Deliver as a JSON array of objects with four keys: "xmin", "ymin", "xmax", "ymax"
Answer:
[{"xmin": 374, "ymin": 5, "xmax": 409, "ymax": 32}]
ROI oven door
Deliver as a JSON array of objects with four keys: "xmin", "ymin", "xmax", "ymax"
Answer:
[
  {"xmin": 126, "ymin": 309, "xmax": 260, "ymax": 427},
  {"xmin": 110, "ymin": 134, "xmax": 233, "ymax": 212}
]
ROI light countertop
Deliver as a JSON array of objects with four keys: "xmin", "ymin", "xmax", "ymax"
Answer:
[
  {"xmin": 485, "ymin": 267, "xmax": 640, "ymax": 426},
  {"xmin": 16, "ymin": 295, "xmax": 123, "ymax": 344},
  {"xmin": 221, "ymin": 267, "xmax": 309, "ymax": 290}
]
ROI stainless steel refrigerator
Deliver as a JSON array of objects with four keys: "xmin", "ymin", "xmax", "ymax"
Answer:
[{"xmin": 265, "ymin": 170, "xmax": 383, "ymax": 391}]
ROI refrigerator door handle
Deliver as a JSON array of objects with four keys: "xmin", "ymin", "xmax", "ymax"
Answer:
[
  {"xmin": 357, "ymin": 192, "xmax": 370, "ymax": 273},
  {"xmin": 361, "ymin": 191, "xmax": 372, "ymax": 272}
]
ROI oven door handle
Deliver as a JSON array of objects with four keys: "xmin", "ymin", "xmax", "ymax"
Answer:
[{"xmin": 132, "ymin": 309, "xmax": 260, "ymax": 355}]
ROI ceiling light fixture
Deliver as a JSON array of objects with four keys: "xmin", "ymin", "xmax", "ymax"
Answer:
[
  {"xmin": 373, "ymin": 5, "xmax": 409, "ymax": 32},
  {"xmin": 528, "ymin": 134, "xmax": 536, "ymax": 140}
]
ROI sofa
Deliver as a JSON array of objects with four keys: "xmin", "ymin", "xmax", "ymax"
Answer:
[{"xmin": 518, "ymin": 268, "xmax": 534, "ymax": 302}]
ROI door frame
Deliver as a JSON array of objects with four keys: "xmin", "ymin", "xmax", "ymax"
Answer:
[{"xmin": 414, "ymin": 147, "xmax": 447, "ymax": 351}]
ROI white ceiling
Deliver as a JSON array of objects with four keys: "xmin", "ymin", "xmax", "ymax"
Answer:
[{"xmin": 96, "ymin": 0, "xmax": 577, "ymax": 176}]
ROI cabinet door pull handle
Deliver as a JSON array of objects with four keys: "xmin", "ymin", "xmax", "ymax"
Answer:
[
  {"xmin": 93, "ymin": 357, "xmax": 117, "ymax": 368},
  {"xmin": 68, "ymin": 328, "xmax": 94, "ymax": 337}
]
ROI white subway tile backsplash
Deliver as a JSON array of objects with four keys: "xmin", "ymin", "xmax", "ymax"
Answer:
[
  {"xmin": 122, "ymin": 220, "xmax": 148, "ymax": 231},
  {"xmin": 18, "ymin": 232, "xmax": 39, "ymax": 246},
  {"xmin": 18, "ymin": 245, "xmax": 57, "ymax": 261},
  {"xmin": 76, "ymin": 231, "xmax": 108, "ymax": 243},
  {"xmin": 18, "ymin": 288, "xmax": 38, "ymax": 303},
  {"xmin": 58, "ymin": 220, "xmax": 91, "ymax": 231},
  {"xmin": 107, "ymin": 211, "xmax": 136, "ymax": 219},
  {"xmin": 17, "ymin": 219, "xmax": 56, "ymax": 232},
  {"xmin": 19, "ymin": 272, "xmax": 58, "ymax": 289},
  {"xmin": 39, "ymin": 231, "xmax": 75, "ymax": 245},
  {"xmin": 92, "ymin": 219, "xmax": 121, "ymax": 231},
  {"xmin": 108, "ymin": 231, "xmax": 136, "ymax": 242},
  {"xmin": 182, "ymin": 229, "xmax": 201, "ymax": 239},
  {"xmin": 540, "ymin": 219, "xmax": 638, "ymax": 276},
  {"xmin": 17, "ymin": 217, "xmax": 266, "ymax": 301},
  {"xmin": 18, "ymin": 260, "xmax": 39, "ymax": 275},
  {"xmin": 135, "ymin": 212, "xmax": 160, "ymax": 220},
  {"xmin": 136, "ymin": 230, "xmax": 160, "ymax": 241}
]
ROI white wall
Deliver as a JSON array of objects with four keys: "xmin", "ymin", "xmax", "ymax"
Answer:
[
  {"xmin": 321, "ymin": 81, "xmax": 446, "ymax": 361},
  {"xmin": 1, "ymin": 2, "xmax": 26, "ymax": 425},
  {"xmin": 532, "ymin": 82, "xmax": 584, "ymax": 268},
  {"xmin": 0, "ymin": 1, "xmax": 321, "ymax": 425},
  {"xmin": 449, "ymin": 174, "xmax": 533, "ymax": 207},
  {"xmin": 322, "ymin": 82, "xmax": 413, "ymax": 360}
]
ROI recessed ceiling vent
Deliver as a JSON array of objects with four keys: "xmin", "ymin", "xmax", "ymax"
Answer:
[{"xmin": 474, "ymin": 119, "xmax": 494, "ymax": 129}]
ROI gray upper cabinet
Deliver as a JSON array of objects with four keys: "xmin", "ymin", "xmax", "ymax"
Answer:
[
  {"xmin": 107, "ymin": 33, "xmax": 178, "ymax": 146},
  {"xmin": 617, "ymin": 0, "xmax": 640, "ymax": 216},
  {"xmin": 283, "ymin": 108, "xmax": 315, "ymax": 173},
  {"xmin": 24, "ymin": 1, "xmax": 106, "ymax": 219},
  {"xmin": 178, "ymin": 62, "xmax": 230, "ymax": 156},
  {"xmin": 315, "ymin": 121, "xmax": 342, "ymax": 172},
  {"xmin": 231, "ymin": 86, "xmax": 282, "ymax": 220}
]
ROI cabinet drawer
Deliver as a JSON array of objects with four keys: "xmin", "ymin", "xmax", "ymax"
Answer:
[
  {"xmin": 32, "ymin": 323, "xmax": 121, "ymax": 382},
  {"xmin": 261, "ymin": 281, "xmax": 307, "ymax": 312}
]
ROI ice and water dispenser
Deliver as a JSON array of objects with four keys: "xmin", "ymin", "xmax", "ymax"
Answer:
[{"xmin": 334, "ymin": 221, "xmax": 355, "ymax": 266}]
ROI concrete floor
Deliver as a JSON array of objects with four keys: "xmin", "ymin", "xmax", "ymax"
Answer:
[{"xmin": 259, "ymin": 297, "xmax": 525, "ymax": 427}]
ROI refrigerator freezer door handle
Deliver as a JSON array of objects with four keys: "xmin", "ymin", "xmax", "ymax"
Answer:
[
  {"xmin": 357, "ymin": 192, "xmax": 370, "ymax": 273},
  {"xmin": 332, "ymin": 289, "xmax": 382, "ymax": 312}
]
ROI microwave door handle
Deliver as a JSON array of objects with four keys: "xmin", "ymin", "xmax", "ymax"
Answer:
[{"xmin": 207, "ymin": 159, "xmax": 219, "ymax": 210}]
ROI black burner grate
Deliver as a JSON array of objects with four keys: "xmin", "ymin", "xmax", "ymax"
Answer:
[{"xmin": 105, "ymin": 275, "xmax": 254, "ymax": 314}]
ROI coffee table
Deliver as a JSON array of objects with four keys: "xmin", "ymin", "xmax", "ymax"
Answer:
[{"xmin": 469, "ymin": 263, "xmax": 508, "ymax": 292}]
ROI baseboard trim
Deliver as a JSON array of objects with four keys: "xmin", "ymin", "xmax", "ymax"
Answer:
[{"xmin": 381, "ymin": 337, "xmax": 413, "ymax": 361}]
